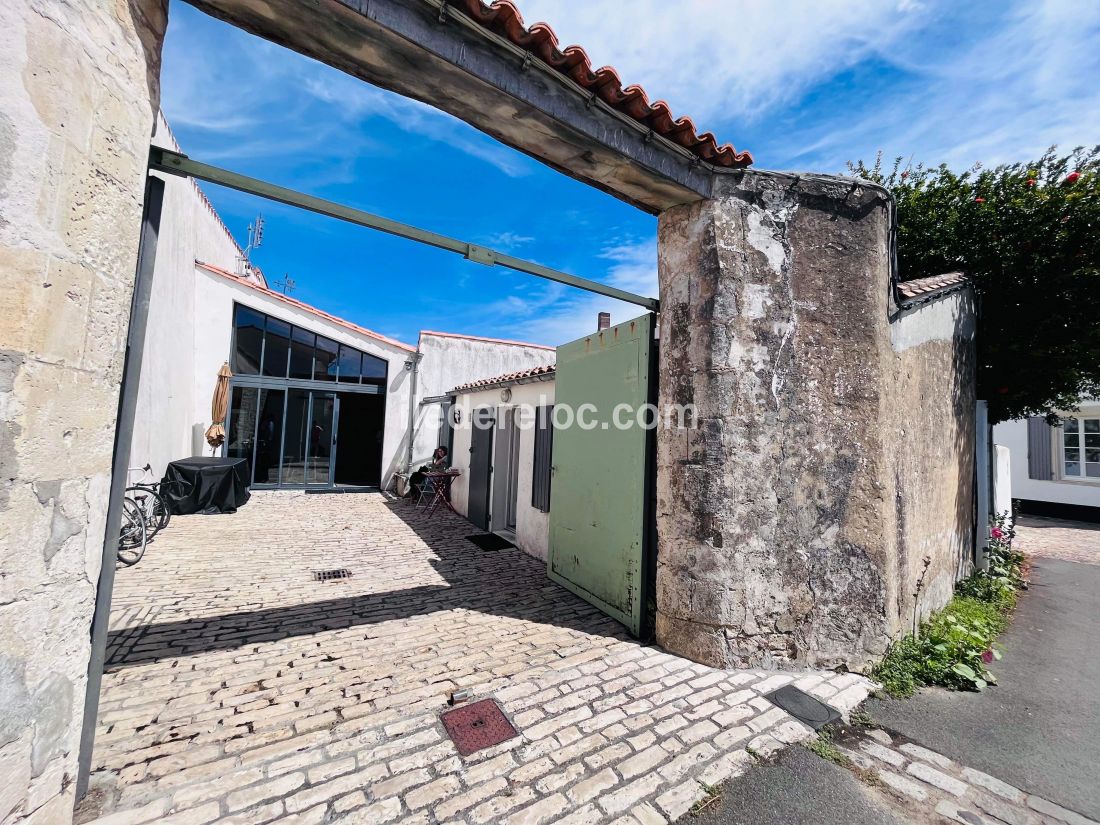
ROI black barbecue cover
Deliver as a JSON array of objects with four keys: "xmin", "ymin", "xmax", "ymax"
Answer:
[{"xmin": 162, "ymin": 457, "xmax": 250, "ymax": 515}]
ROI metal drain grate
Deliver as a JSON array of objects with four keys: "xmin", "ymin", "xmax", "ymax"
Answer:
[
  {"xmin": 766, "ymin": 685, "xmax": 841, "ymax": 730},
  {"xmin": 440, "ymin": 698, "xmax": 518, "ymax": 756},
  {"xmin": 312, "ymin": 568, "xmax": 352, "ymax": 582}
]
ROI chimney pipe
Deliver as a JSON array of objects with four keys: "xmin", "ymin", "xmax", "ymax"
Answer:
[{"xmin": 597, "ymin": 312, "xmax": 611, "ymax": 331}]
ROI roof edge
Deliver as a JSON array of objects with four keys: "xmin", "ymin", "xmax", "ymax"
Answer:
[
  {"xmin": 452, "ymin": 364, "xmax": 557, "ymax": 394},
  {"xmin": 196, "ymin": 261, "xmax": 416, "ymax": 353},
  {"xmin": 896, "ymin": 272, "xmax": 969, "ymax": 307},
  {"xmin": 419, "ymin": 330, "xmax": 555, "ymax": 351}
]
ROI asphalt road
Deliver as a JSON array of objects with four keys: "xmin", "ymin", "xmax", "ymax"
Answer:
[
  {"xmin": 867, "ymin": 555, "xmax": 1100, "ymax": 820},
  {"xmin": 692, "ymin": 745, "xmax": 914, "ymax": 825}
]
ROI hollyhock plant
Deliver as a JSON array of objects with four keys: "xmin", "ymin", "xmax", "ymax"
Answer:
[
  {"xmin": 1066, "ymin": 171, "xmax": 1081, "ymax": 184},
  {"xmin": 991, "ymin": 527, "xmax": 1004, "ymax": 540}
]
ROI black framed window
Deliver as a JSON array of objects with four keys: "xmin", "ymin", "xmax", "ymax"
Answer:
[
  {"xmin": 262, "ymin": 317, "xmax": 291, "ymax": 377},
  {"xmin": 337, "ymin": 345, "xmax": 362, "ymax": 383},
  {"xmin": 289, "ymin": 327, "xmax": 315, "ymax": 380},
  {"xmin": 231, "ymin": 303, "xmax": 388, "ymax": 388},
  {"xmin": 232, "ymin": 305, "xmax": 265, "ymax": 375},
  {"xmin": 314, "ymin": 336, "xmax": 338, "ymax": 382}
]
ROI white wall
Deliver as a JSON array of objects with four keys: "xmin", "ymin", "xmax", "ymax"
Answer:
[
  {"xmin": 192, "ymin": 269, "xmax": 415, "ymax": 486},
  {"xmin": 994, "ymin": 411, "xmax": 1100, "ymax": 508},
  {"xmin": 412, "ymin": 333, "xmax": 555, "ymax": 467},
  {"xmin": 993, "ymin": 444, "xmax": 1012, "ymax": 520},
  {"xmin": 450, "ymin": 379, "xmax": 555, "ymax": 561},
  {"xmin": 128, "ymin": 115, "xmax": 244, "ymax": 480}
]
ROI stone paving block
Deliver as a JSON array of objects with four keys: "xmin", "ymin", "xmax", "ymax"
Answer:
[
  {"xmin": 907, "ymin": 761, "xmax": 968, "ymax": 796},
  {"xmin": 85, "ymin": 494, "xmax": 871, "ymax": 825}
]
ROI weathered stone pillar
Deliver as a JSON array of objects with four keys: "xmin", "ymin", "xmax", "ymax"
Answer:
[
  {"xmin": 0, "ymin": 2, "xmax": 166, "ymax": 821},
  {"xmin": 655, "ymin": 171, "xmax": 933, "ymax": 671}
]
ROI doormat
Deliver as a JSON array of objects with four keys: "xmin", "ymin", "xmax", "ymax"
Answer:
[
  {"xmin": 440, "ymin": 698, "xmax": 518, "ymax": 756},
  {"xmin": 466, "ymin": 533, "xmax": 515, "ymax": 551},
  {"xmin": 765, "ymin": 685, "xmax": 841, "ymax": 730}
]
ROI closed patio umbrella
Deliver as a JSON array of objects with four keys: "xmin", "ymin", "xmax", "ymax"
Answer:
[{"xmin": 205, "ymin": 362, "xmax": 232, "ymax": 448}]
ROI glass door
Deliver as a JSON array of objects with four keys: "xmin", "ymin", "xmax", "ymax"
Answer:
[{"xmin": 281, "ymin": 388, "xmax": 335, "ymax": 486}]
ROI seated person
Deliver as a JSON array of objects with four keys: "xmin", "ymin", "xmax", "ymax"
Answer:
[{"xmin": 406, "ymin": 446, "xmax": 449, "ymax": 496}]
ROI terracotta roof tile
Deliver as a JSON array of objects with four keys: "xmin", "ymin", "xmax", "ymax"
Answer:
[
  {"xmin": 453, "ymin": 364, "xmax": 556, "ymax": 392},
  {"xmin": 195, "ymin": 261, "xmax": 416, "ymax": 352},
  {"xmin": 458, "ymin": 0, "xmax": 752, "ymax": 168},
  {"xmin": 896, "ymin": 272, "xmax": 968, "ymax": 302}
]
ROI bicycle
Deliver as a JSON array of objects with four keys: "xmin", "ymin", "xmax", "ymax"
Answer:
[
  {"xmin": 118, "ymin": 496, "xmax": 147, "ymax": 566},
  {"xmin": 125, "ymin": 464, "xmax": 175, "ymax": 539}
]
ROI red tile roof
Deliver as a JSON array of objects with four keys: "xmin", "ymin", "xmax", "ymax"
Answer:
[
  {"xmin": 459, "ymin": 0, "xmax": 752, "ymax": 169},
  {"xmin": 419, "ymin": 330, "xmax": 555, "ymax": 351},
  {"xmin": 195, "ymin": 261, "xmax": 417, "ymax": 352},
  {"xmin": 453, "ymin": 364, "xmax": 556, "ymax": 392},
  {"xmin": 897, "ymin": 272, "xmax": 968, "ymax": 302}
]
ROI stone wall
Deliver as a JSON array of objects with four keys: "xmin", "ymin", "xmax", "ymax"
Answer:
[
  {"xmin": 654, "ymin": 170, "xmax": 976, "ymax": 671},
  {"xmin": 0, "ymin": 1, "xmax": 166, "ymax": 821}
]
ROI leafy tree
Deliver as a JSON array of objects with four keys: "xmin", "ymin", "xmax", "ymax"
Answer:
[{"xmin": 848, "ymin": 147, "xmax": 1100, "ymax": 423}]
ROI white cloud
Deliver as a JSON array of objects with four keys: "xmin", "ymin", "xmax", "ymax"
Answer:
[
  {"xmin": 498, "ymin": 238, "xmax": 658, "ymax": 346},
  {"xmin": 510, "ymin": 0, "xmax": 1100, "ymax": 173},
  {"xmin": 162, "ymin": 7, "xmax": 534, "ymax": 177},
  {"xmin": 512, "ymin": 0, "xmax": 925, "ymax": 124},
  {"xmin": 778, "ymin": 1, "xmax": 1100, "ymax": 171}
]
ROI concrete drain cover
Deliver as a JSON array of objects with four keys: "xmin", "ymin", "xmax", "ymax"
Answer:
[
  {"xmin": 766, "ymin": 685, "xmax": 840, "ymax": 730},
  {"xmin": 440, "ymin": 698, "xmax": 517, "ymax": 756}
]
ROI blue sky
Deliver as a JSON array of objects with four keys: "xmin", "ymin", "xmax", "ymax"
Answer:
[{"xmin": 161, "ymin": 0, "xmax": 1100, "ymax": 346}]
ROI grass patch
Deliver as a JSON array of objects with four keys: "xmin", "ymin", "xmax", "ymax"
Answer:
[
  {"xmin": 803, "ymin": 727, "xmax": 850, "ymax": 767},
  {"xmin": 690, "ymin": 781, "xmax": 721, "ymax": 816},
  {"xmin": 873, "ymin": 517, "xmax": 1025, "ymax": 697}
]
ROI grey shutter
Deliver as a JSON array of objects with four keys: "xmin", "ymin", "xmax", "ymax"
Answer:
[
  {"xmin": 531, "ymin": 405, "xmax": 554, "ymax": 513},
  {"xmin": 1027, "ymin": 416, "xmax": 1053, "ymax": 480}
]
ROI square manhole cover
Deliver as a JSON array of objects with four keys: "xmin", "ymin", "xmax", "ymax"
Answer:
[
  {"xmin": 440, "ymin": 698, "xmax": 518, "ymax": 756},
  {"xmin": 766, "ymin": 685, "xmax": 841, "ymax": 730}
]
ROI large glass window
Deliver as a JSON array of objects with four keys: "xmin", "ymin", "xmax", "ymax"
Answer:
[
  {"xmin": 362, "ymin": 352, "xmax": 388, "ymax": 387},
  {"xmin": 337, "ymin": 345, "xmax": 362, "ymax": 383},
  {"xmin": 314, "ymin": 336, "xmax": 339, "ymax": 382},
  {"xmin": 231, "ymin": 303, "xmax": 388, "ymax": 387},
  {"xmin": 226, "ymin": 386, "xmax": 258, "ymax": 475},
  {"xmin": 263, "ymin": 317, "xmax": 291, "ymax": 377},
  {"xmin": 289, "ymin": 327, "xmax": 315, "ymax": 380},
  {"xmin": 1062, "ymin": 417, "xmax": 1100, "ymax": 479},
  {"xmin": 232, "ymin": 306, "xmax": 265, "ymax": 375}
]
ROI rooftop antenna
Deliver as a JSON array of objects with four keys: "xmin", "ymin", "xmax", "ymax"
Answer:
[
  {"xmin": 273, "ymin": 273, "xmax": 296, "ymax": 295},
  {"xmin": 236, "ymin": 213, "xmax": 265, "ymax": 276}
]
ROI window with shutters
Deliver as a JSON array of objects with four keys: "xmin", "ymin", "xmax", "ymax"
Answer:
[
  {"xmin": 531, "ymin": 405, "xmax": 553, "ymax": 512},
  {"xmin": 1061, "ymin": 417, "xmax": 1100, "ymax": 479}
]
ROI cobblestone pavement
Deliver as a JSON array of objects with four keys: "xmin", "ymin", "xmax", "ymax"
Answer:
[
  {"xmin": 82, "ymin": 492, "xmax": 871, "ymax": 825},
  {"xmin": 1013, "ymin": 516, "xmax": 1100, "ymax": 565},
  {"xmin": 834, "ymin": 724, "xmax": 1099, "ymax": 825}
]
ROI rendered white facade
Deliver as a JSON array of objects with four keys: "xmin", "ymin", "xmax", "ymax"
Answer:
[
  {"xmin": 449, "ymin": 378, "xmax": 556, "ymax": 561},
  {"xmin": 994, "ymin": 404, "xmax": 1100, "ymax": 510},
  {"xmin": 128, "ymin": 116, "xmax": 556, "ymax": 490}
]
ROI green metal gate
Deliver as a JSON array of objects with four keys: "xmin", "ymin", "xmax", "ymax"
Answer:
[{"xmin": 547, "ymin": 313, "xmax": 657, "ymax": 637}]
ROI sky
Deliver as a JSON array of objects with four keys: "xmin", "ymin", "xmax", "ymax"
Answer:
[{"xmin": 160, "ymin": 0, "xmax": 1100, "ymax": 347}]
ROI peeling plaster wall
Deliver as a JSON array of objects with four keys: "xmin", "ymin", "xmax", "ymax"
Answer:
[
  {"xmin": 655, "ymin": 171, "xmax": 976, "ymax": 671},
  {"xmin": 0, "ymin": 1, "xmax": 166, "ymax": 822}
]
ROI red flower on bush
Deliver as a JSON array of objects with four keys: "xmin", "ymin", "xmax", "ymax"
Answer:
[
  {"xmin": 991, "ymin": 527, "xmax": 1004, "ymax": 539},
  {"xmin": 1066, "ymin": 171, "xmax": 1081, "ymax": 184},
  {"xmin": 974, "ymin": 196, "xmax": 985, "ymax": 203},
  {"xmin": 982, "ymin": 650, "xmax": 994, "ymax": 664},
  {"xmin": 1027, "ymin": 179, "xmax": 1037, "ymax": 186}
]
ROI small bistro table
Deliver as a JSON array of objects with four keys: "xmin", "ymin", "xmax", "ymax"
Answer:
[{"xmin": 422, "ymin": 470, "xmax": 460, "ymax": 517}]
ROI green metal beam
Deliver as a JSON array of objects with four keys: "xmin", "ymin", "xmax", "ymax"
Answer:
[{"xmin": 149, "ymin": 147, "xmax": 660, "ymax": 312}]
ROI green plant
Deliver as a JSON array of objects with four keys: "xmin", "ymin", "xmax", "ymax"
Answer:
[
  {"xmin": 873, "ymin": 515, "xmax": 1024, "ymax": 696},
  {"xmin": 848, "ymin": 147, "xmax": 1100, "ymax": 423},
  {"xmin": 804, "ymin": 728, "xmax": 849, "ymax": 766}
]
